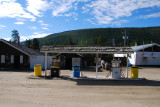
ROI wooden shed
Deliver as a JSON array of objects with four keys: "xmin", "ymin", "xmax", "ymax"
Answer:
[{"xmin": 0, "ymin": 39, "xmax": 43, "ymax": 70}]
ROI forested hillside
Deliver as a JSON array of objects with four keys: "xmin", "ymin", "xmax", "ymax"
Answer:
[{"xmin": 39, "ymin": 26, "xmax": 160, "ymax": 47}]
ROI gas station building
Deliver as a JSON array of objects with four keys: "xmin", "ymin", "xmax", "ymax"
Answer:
[{"xmin": 40, "ymin": 46, "xmax": 133, "ymax": 78}]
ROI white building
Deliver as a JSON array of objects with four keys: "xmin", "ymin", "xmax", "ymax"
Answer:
[
  {"xmin": 129, "ymin": 43, "xmax": 160, "ymax": 66},
  {"xmin": 115, "ymin": 43, "xmax": 160, "ymax": 66}
]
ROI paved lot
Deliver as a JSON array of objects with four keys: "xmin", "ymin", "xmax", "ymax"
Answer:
[{"xmin": 0, "ymin": 67, "xmax": 160, "ymax": 107}]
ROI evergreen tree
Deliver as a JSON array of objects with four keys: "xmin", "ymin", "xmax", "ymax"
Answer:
[
  {"xmin": 78, "ymin": 40, "xmax": 88, "ymax": 46},
  {"xmin": 91, "ymin": 36, "xmax": 107, "ymax": 46},
  {"xmin": 32, "ymin": 38, "xmax": 39, "ymax": 50},
  {"xmin": 97, "ymin": 36, "xmax": 107, "ymax": 46},
  {"xmin": 67, "ymin": 38, "xmax": 74, "ymax": 45},
  {"xmin": 25, "ymin": 39, "xmax": 32, "ymax": 48},
  {"xmin": 91, "ymin": 37, "xmax": 98, "ymax": 45},
  {"xmin": 130, "ymin": 40, "xmax": 142, "ymax": 46},
  {"xmin": 11, "ymin": 29, "xmax": 19, "ymax": 43},
  {"xmin": 44, "ymin": 41, "xmax": 49, "ymax": 46}
]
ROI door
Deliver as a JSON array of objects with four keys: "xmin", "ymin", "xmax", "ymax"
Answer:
[{"xmin": 14, "ymin": 55, "xmax": 20, "ymax": 69}]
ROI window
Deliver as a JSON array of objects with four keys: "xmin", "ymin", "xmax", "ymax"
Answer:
[
  {"xmin": 143, "ymin": 53, "xmax": 150, "ymax": 57},
  {"xmin": 20, "ymin": 55, "xmax": 23, "ymax": 64},
  {"xmin": 11, "ymin": 55, "xmax": 14, "ymax": 63},
  {"xmin": 6, "ymin": 54, "xmax": 10, "ymax": 64},
  {"xmin": 1, "ymin": 55, "xmax": 5, "ymax": 63},
  {"xmin": 152, "ymin": 53, "xmax": 158, "ymax": 58}
]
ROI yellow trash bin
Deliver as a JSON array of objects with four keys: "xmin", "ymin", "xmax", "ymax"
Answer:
[
  {"xmin": 34, "ymin": 64, "xmax": 42, "ymax": 76},
  {"xmin": 131, "ymin": 66, "xmax": 138, "ymax": 79}
]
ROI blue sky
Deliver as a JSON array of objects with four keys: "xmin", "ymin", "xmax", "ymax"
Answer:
[{"xmin": 0, "ymin": 0, "xmax": 160, "ymax": 42}]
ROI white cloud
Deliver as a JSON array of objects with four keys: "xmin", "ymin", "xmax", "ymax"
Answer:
[
  {"xmin": 14, "ymin": 22, "xmax": 24, "ymax": 24},
  {"xmin": 20, "ymin": 32, "xmax": 51, "ymax": 41},
  {"xmin": 86, "ymin": 18, "xmax": 96, "ymax": 24},
  {"xmin": 139, "ymin": 12, "xmax": 160, "ymax": 19},
  {"xmin": 0, "ymin": 25, "xmax": 6, "ymax": 29},
  {"xmin": 16, "ymin": 18, "xmax": 26, "ymax": 22},
  {"xmin": 1, "ymin": 0, "xmax": 160, "ymax": 27},
  {"xmin": 30, "ymin": 32, "xmax": 50, "ymax": 38},
  {"xmin": 50, "ymin": 0, "xmax": 89, "ymax": 17},
  {"xmin": 51, "ymin": 0, "xmax": 76, "ymax": 16},
  {"xmin": 0, "ymin": 0, "xmax": 36, "ymax": 21},
  {"xmin": 3, "ymin": 32, "xmax": 51, "ymax": 42},
  {"xmin": 30, "ymin": 26, "xmax": 37, "ymax": 30},
  {"xmin": 37, "ymin": 20, "xmax": 43, "ymax": 23},
  {"xmin": 112, "ymin": 20, "xmax": 129, "ymax": 26},
  {"xmin": 26, "ymin": 0, "xmax": 49, "ymax": 17},
  {"xmin": 42, "ymin": 27, "xmax": 49, "ymax": 30},
  {"xmin": 37, "ymin": 20, "xmax": 50, "ymax": 30},
  {"xmin": 41, "ymin": 23, "xmax": 49, "ymax": 26},
  {"xmin": 3, "ymin": 37, "xmax": 11, "ymax": 41},
  {"xmin": 64, "ymin": 12, "xmax": 76, "ymax": 17},
  {"xmin": 83, "ymin": 0, "xmax": 160, "ymax": 24},
  {"xmin": 64, "ymin": 12, "xmax": 78, "ymax": 20}
]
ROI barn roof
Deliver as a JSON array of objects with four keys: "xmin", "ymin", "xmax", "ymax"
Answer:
[
  {"xmin": 131, "ymin": 43, "xmax": 160, "ymax": 51},
  {"xmin": 0, "ymin": 39, "xmax": 44, "ymax": 56},
  {"xmin": 40, "ymin": 45, "xmax": 133, "ymax": 54}
]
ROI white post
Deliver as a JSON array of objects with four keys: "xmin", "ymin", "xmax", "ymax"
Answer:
[
  {"xmin": 126, "ymin": 54, "xmax": 128, "ymax": 78},
  {"xmin": 45, "ymin": 52, "xmax": 48, "ymax": 77},
  {"xmin": 96, "ymin": 62, "xmax": 98, "ymax": 78},
  {"xmin": 96, "ymin": 54, "xmax": 98, "ymax": 79}
]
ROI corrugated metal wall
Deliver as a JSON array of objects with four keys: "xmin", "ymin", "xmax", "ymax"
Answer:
[{"xmin": 30, "ymin": 56, "xmax": 53, "ymax": 70}]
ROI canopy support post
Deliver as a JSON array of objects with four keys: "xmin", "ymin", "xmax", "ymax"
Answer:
[
  {"xmin": 96, "ymin": 54, "xmax": 99, "ymax": 79},
  {"xmin": 45, "ymin": 52, "xmax": 48, "ymax": 77},
  {"xmin": 126, "ymin": 54, "xmax": 129, "ymax": 78}
]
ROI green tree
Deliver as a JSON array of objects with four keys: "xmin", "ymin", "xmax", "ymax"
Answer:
[
  {"xmin": 91, "ymin": 36, "xmax": 107, "ymax": 46},
  {"xmin": 32, "ymin": 38, "xmax": 39, "ymax": 50},
  {"xmin": 130, "ymin": 40, "xmax": 142, "ymax": 46},
  {"xmin": 78, "ymin": 40, "xmax": 88, "ymax": 46},
  {"xmin": 11, "ymin": 29, "xmax": 19, "ymax": 43},
  {"xmin": 44, "ymin": 41, "xmax": 49, "ymax": 46},
  {"xmin": 91, "ymin": 37, "xmax": 98, "ymax": 45},
  {"xmin": 97, "ymin": 36, "xmax": 107, "ymax": 46},
  {"xmin": 25, "ymin": 39, "xmax": 32, "ymax": 48},
  {"xmin": 67, "ymin": 38, "xmax": 74, "ymax": 45}
]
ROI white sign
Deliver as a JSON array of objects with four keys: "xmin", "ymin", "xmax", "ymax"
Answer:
[{"xmin": 72, "ymin": 58, "xmax": 81, "ymax": 66}]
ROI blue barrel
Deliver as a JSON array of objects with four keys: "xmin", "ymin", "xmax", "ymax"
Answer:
[{"xmin": 73, "ymin": 65, "xmax": 80, "ymax": 77}]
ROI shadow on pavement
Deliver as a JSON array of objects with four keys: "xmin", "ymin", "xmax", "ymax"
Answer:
[
  {"xmin": 0, "ymin": 69, "xmax": 33, "ymax": 73},
  {"xmin": 59, "ymin": 76, "xmax": 160, "ymax": 86},
  {"xmin": 28, "ymin": 75, "xmax": 160, "ymax": 86}
]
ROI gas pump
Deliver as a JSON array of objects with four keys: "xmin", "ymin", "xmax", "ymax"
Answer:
[
  {"xmin": 111, "ymin": 59, "xmax": 121, "ymax": 78},
  {"xmin": 50, "ymin": 57, "xmax": 60, "ymax": 77}
]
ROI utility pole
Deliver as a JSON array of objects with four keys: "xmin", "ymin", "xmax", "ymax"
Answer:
[
  {"xmin": 112, "ymin": 37, "xmax": 115, "ymax": 46},
  {"xmin": 122, "ymin": 29, "xmax": 128, "ymax": 46}
]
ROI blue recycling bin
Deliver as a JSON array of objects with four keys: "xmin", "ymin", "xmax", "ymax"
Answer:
[{"xmin": 73, "ymin": 65, "xmax": 80, "ymax": 77}]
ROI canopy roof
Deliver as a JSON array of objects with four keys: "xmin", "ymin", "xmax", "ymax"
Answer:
[
  {"xmin": 40, "ymin": 45, "xmax": 133, "ymax": 54},
  {"xmin": 131, "ymin": 43, "xmax": 160, "ymax": 52}
]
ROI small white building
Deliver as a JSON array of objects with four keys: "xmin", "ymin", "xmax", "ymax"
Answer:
[
  {"xmin": 128, "ymin": 43, "xmax": 160, "ymax": 66},
  {"xmin": 115, "ymin": 43, "xmax": 160, "ymax": 66}
]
